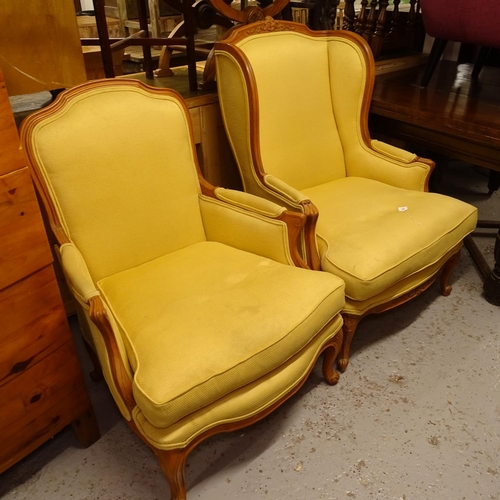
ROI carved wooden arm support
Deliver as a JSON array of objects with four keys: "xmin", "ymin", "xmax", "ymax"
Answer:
[
  {"xmin": 58, "ymin": 242, "xmax": 135, "ymax": 415},
  {"xmin": 89, "ymin": 296, "xmax": 136, "ymax": 413}
]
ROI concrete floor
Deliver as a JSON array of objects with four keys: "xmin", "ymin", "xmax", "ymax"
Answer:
[{"xmin": 1, "ymin": 162, "xmax": 499, "ymax": 500}]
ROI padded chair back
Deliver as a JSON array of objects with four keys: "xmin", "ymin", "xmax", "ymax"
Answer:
[
  {"xmin": 23, "ymin": 81, "xmax": 206, "ymax": 283},
  {"xmin": 420, "ymin": 0, "xmax": 500, "ymax": 48},
  {"xmin": 215, "ymin": 23, "xmax": 374, "ymax": 194}
]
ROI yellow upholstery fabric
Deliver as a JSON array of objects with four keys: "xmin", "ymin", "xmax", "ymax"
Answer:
[
  {"xmin": 214, "ymin": 187, "xmax": 285, "ymax": 217},
  {"xmin": 216, "ymin": 24, "xmax": 478, "ymax": 313},
  {"xmin": 30, "ymin": 85, "xmax": 206, "ymax": 283},
  {"xmin": 97, "ymin": 241, "xmax": 345, "ymax": 429},
  {"xmin": 199, "ymin": 195, "xmax": 295, "ymax": 265},
  {"xmin": 343, "ymin": 243, "xmax": 462, "ymax": 315},
  {"xmin": 133, "ymin": 314, "xmax": 343, "ymax": 450},
  {"xmin": 302, "ymin": 177, "xmax": 477, "ymax": 300},
  {"xmin": 237, "ymin": 33, "xmax": 346, "ymax": 189}
]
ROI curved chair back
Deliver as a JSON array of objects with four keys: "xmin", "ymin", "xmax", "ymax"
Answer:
[
  {"xmin": 215, "ymin": 21, "xmax": 375, "ymax": 197},
  {"xmin": 23, "ymin": 80, "xmax": 206, "ymax": 284}
]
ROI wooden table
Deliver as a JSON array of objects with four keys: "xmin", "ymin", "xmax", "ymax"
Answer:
[{"xmin": 369, "ymin": 60, "xmax": 500, "ymax": 305}]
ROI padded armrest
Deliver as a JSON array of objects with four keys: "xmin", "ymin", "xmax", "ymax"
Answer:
[
  {"xmin": 371, "ymin": 140, "xmax": 417, "ymax": 163},
  {"xmin": 345, "ymin": 141, "xmax": 433, "ymax": 192},
  {"xmin": 214, "ymin": 187, "xmax": 286, "ymax": 217},
  {"xmin": 59, "ymin": 243, "xmax": 100, "ymax": 303},
  {"xmin": 264, "ymin": 174, "xmax": 310, "ymax": 205},
  {"xmin": 199, "ymin": 192, "xmax": 306, "ymax": 267}
]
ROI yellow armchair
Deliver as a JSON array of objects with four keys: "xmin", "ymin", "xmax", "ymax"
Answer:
[
  {"xmin": 213, "ymin": 18, "xmax": 478, "ymax": 372},
  {"xmin": 20, "ymin": 79, "xmax": 345, "ymax": 499}
]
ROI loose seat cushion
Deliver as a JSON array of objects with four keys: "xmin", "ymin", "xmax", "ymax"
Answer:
[
  {"xmin": 302, "ymin": 177, "xmax": 477, "ymax": 301},
  {"xmin": 97, "ymin": 241, "xmax": 345, "ymax": 428}
]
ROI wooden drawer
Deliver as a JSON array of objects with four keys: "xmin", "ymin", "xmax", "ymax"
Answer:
[
  {"xmin": 0, "ymin": 265, "xmax": 69, "ymax": 386},
  {"xmin": 0, "ymin": 340, "xmax": 85, "ymax": 431},
  {"xmin": 0, "ymin": 167, "xmax": 52, "ymax": 289},
  {"xmin": 0, "ymin": 372, "xmax": 91, "ymax": 473}
]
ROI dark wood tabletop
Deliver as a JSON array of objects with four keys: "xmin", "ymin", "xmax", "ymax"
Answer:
[{"xmin": 369, "ymin": 61, "xmax": 500, "ymax": 172}]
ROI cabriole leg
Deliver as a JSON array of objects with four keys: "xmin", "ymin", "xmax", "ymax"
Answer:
[
  {"xmin": 440, "ymin": 250, "xmax": 461, "ymax": 296},
  {"xmin": 322, "ymin": 329, "xmax": 343, "ymax": 385},
  {"xmin": 338, "ymin": 314, "xmax": 362, "ymax": 373},
  {"xmin": 156, "ymin": 448, "xmax": 189, "ymax": 500}
]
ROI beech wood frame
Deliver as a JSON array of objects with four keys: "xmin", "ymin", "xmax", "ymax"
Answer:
[
  {"xmin": 213, "ymin": 19, "xmax": 464, "ymax": 371},
  {"xmin": 21, "ymin": 79, "xmax": 344, "ymax": 500}
]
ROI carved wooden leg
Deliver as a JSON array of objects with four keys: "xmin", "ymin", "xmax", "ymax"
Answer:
[
  {"xmin": 338, "ymin": 314, "xmax": 362, "ymax": 373},
  {"xmin": 156, "ymin": 448, "xmax": 189, "ymax": 500},
  {"xmin": 322, "ymin": 329, "xmax": 343, "ymax": 385},
  {"xmin": 70, "ymin": 407, "xmax": 100, "ymax": 448},
  {"xmin": 440, "ymin": 250, "xmax": 461, "ymax": 296}
]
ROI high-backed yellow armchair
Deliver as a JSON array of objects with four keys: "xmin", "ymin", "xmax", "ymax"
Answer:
[
  {"xmin": 213, "ymin": 19, "xmax": 478, "ymax": 372},
  {"xmin": 20, "ymin": 80, "xmax": 346, "ymax": 500}
]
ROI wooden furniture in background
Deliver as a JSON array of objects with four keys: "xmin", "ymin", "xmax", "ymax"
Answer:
[
  {"xmin": 369, "ymin": 60, "xmax": 500, "ymax": 305},
  {"xmin": 84, "ymin": 0, "xmax": 198, "ymax": 90},
  {"xmin": 0, "ymin": 0, "xmax": 86, "ymax": 95},
  {"xmin": 343, "ymin": 0, "xmax": 424, "ymax": 58},
  {"xmin": 0, "ymin": 70, "xmax": 100, "ymax": 473},
  {"xmin": 103, "ymin": 0, "xmax": 181, "ymax": 38},
  {"xmin": 419, "ymin": 0, "xmax": 500, "ymax": 87}
]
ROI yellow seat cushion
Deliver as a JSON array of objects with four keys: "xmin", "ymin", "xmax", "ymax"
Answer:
[
  {"xmin": 302, "ymin": 177, "xmax": 477, "ymax": 301},
  {"xmin": 97, "ymin": 241, "xmax": 345, "ymax": 428}
]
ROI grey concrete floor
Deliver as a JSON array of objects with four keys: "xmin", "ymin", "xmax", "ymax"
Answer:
[{"xmin": 1, "ymin": 162, "xmax": 499, "ymax": 500}]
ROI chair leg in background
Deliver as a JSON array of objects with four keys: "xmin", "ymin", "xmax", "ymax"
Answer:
[
  {"xmin": 420, "ymin": 38, "xmax": 447, "ymax": 88},
  {"xmin": 471, "ymin": 46, "xmax": 492, "ymax": 79},
  {"xmin": 487, "ymin": 169, "xmax": 500, "ymax": 195}
]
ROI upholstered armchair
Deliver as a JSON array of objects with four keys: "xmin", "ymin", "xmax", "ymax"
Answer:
[
  {"xmin": 20, "ymin": 80, "xmax": 346, "ymax": 500},
  {"xmin": 213, "ymin": 19, "xmax": 478, "ymax": 372},
  {"xmin": 419, "ymin": 0, "xmax": 500, "ymax": 87}
]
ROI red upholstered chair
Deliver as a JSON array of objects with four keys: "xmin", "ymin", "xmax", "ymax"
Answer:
[{"xmin": 419, "ymin": 0, "xmax": 500, "ymax": 87}]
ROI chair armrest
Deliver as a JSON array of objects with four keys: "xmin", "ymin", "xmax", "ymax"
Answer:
[
  {"xmin": 60, "ymin": 242, "xmax": 135, "ymax": 417},
  {"xmin": 263, "ymin": 174, "xmax": 310, "ymax": 205},
  {"xmin": 214, "ymin": 187, "xmax": 287, "ymax": 217},
  {"xmin": 371, "ymin": 140, "xmax": 418, "ymax": 163},
  {"xmin": 199, "ymin": 188, "xmax": 307, "ymax": 267},
  {"xmin": 345, "ymin": 140, "xmax": 434, "ymax": 192},
  {"xmin": 59, "ymin": 243, "xmax": 100, "ymax": 303},
  {"xmin": 258, "ymin": 178, "xmax": 321, "ymax": 271},
  {"xmin": 226, "ymin": 178, "xmax": 321, "ymax": 271}
]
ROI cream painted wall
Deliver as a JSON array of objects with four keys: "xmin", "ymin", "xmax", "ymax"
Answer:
[{"xmin": 81, "ymin": 0, "xmax": 94, "ymax": 10}]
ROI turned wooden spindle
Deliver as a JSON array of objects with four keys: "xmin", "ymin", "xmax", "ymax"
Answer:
[
  {"xmin": 355, "ymin": 0, "xmax": 369, "ymax": 34},
  {"xmin": 371, "ymin": 0, "xmax": 388, "ymax": 57},
  {"xmin": 343, "ymin": 0, "xmax": 356, "ymax": 31},
  {"xmin": 406, "ymin": 0, "xmax": 418, "ymax": 50},
  {"xmin": 389, "ymin": 0, "xmax": 401, "ymax": 36},
  {"xmin": 364, "ymin": 0, "xmax": 379, "ymax": 39}
]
